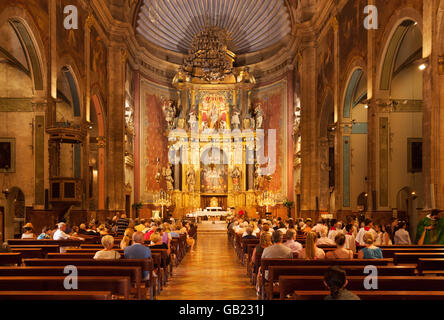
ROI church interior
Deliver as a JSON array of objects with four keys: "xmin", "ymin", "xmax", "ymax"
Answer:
[{"xmin": 0, "ymin": 0, "xmax": 444, "ymax": 302}]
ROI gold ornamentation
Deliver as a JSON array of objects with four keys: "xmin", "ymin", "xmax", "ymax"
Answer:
[
  {"xmin": 96, "ymin": 136, "xmax": 106, "ymax": 148},
  {"xmin": 85, "ymin": 14, "xmax": 95, "ymax": 30},
  {"xmin": 121, "ymin": 48, "xmax": 128, "ymax": 64},
  {"xmin": 439, "ymin": 56, "xmax": 444, "ymax": 75},
  {"xmin": 330, "ymin": 17, "xmax": 339, "ymax": 32}
]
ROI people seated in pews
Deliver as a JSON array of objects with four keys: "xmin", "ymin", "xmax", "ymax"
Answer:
[
  {"xmin": 251, "ymin": 232, "xmax": 272, "ymax": 275},
  {"xmin": 323, "ymin": 266, "xmax": 360, "ymax": 300},
  {"xmin": 97, "ymin": 224, "xmax": 109, "ymax": 236},
  {"xmin": 135, "ymin": 219, "xmax": 146, "ymax": 232},
  {"xmin": 303, "ymin": 218, "xmax": 313, "ymax": 234},
  {"xmin": 326, "ymin": 234, "xmax": 354, "ymax": 259},
  {"xmin": 394, "ymin": 221, "xmax": 412, "ymax": 245},
  {"xmin": 261, "ymin": 231, "xmax": 293, "ymax": 260},
  {"xmin": 283, "ymin": 229, "xmax": 303, "ymax": 256},
  {"xmin": 356, "ymin": 219, "xmax": 378, "ymax": 246},
  {"xmin": 94, "ymin": 235, "xmax": 121, "ymax": 260},
  {"xmin": 124, "ymin": 232, "xmax": 152, "ymax": 279},
  {"xmin": 287, "ymin": 219, "xmax": 296, "ymax": 231},
  {"xmin": 78, "ymin": 223, "xmax": 98, "ymax": 236},
  {"xmin": 312, "ymin": 218, "xmax": 328, "ymax": 236},
  {"xmin": 37, "ymin": 226, "xmax": 51, "ymax": 240},
  {"xmin": 328, "ymin": 220, "xmax": 342, "ymax": 241},
  {"xmin": 242, "ymin": 227, "xmax": 257, "ymax": 239},
  {"xmin": 21, "ymin": 223, "xmax": 36, "ymax": 239},
  {"xmin": 120, "ymin": 228, "xmax": 134, "ymax": 250},
  {"xmin": 344, "ymin": 224, "xmax": 357, "ymax": 253},
  {"xmin": 299, "ymin": 231, "xmax": 325, "ymax": 260},
  {"xmin": 180, "ymin": 221, "xmax": 195, "ymax": 251},
  {"xmin": 53, "ymin": 222, "xmax": 84, "ymax": 252},
  {"xmin": 316, "ymin": 229, "xmax": 336, "ymax": 246},
  {"xmin": 0, "ymin": 242, "xmax": 11, "ymax": 253},
  {"xmin": 357, "ymin": 232, "xmax": 383, "ymax": 259},
  {"xmin": 144, "ymin": 222, "xmax": 158, "ymax": 241}
]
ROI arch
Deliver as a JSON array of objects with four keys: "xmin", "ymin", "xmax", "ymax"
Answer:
[
  {"xmin": 0, "ymin": 6, "xmax": 47, "ymax": 93},
  {"xmin": 56, "ymin": 60, "xmax": 83, "ymax": 119},
  {"xmin": 376, "ymin": 8, "xmax": 423, "ymax": 93},
  {"xmin": 343, "ymin": 68, "xmax": 366, "ymax": 118}
]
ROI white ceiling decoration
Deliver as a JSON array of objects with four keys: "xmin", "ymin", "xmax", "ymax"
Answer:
[{"xmin": 136, "ymin": 0, "xmax": 291, "ymax": 54}]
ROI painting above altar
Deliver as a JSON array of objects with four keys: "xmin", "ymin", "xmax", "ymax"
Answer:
[
  {"xmin": 200, "ymin": 163, "xmax": 228, "ymax": 193},
  {"xmin": 199, "ymin": 92, "xmax": 230, "ymax": 131}
]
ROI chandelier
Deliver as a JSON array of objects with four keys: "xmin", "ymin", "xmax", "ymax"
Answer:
[
  {"xmin": 257, "ymin": 191, "xmax": 276, "ymax": 212},
  {"xmin": 182, "ymin": 25, "xmax": 235, "ymax": 82}
]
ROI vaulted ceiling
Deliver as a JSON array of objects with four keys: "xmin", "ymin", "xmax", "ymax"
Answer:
[{"xmin": 135, "ymin": 0, "xmax": 292, "ymax": 55}]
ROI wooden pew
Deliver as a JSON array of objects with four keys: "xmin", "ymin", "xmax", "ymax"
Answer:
[
  {"xmin": 10, "ymin": 248, "xmax": 43, "ymax": 259},
  {"xmin": 265, "ymin": 265, "xmax": 416, "ymax": 300},
  {"xmin": 0, "ymin": 266, "xmax": 145, "ymax": 300},
  {"xmin": 23, "ymin": 258, "xmax": 156, "ymax": 300},
  {"xmin": 7, "ymin": 239, "xmax": 83, "ymax": 247},
  {"xmin": 278, "ymin": 276, "xmax": 444, "ymax": 299},
  {"xmin": 0, "ymin": 276, "xmax": 131, "ymax": 299},
  {"xmin": 0, "ymin": 253, "xmax": 22, "ymax": 266},
  {"xmin": 241, "ymin": 239, "xmax": 259, "ymax": 265},
  {"xmin": 0, "ymin": 291, "xmax": 112, "ymax": 300},
  {"xmin": 292, "ymin": 290, "xmax": 444, "ymax": 300},
  {"xmin": 9, "ymin": 245, "xmax": 60, "ymax": 256},
  {"xmin": 381, "ymin": 248, "xmax": 444, "ymax": 259},
  {"xmin": 260, "ymin": 258, "xmax": 392, "ymax": 299},
  {"xmin": 394, "ymin": 253, "xmax": 444, "ymax": 265},
  {"xmin": 417, "ymin": 258, "xmax": 444, "ymax": 275}
]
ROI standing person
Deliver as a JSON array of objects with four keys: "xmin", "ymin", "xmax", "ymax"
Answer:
[
  {"xmin": 355, "ymin": 219, "xmax": 377, "ymax": 246},
  {"xmin": 382, "ymin": 225, "xmax": 393, "ymax": 245},
  {"xmin": 116, "ymin": 213, "xmax": 130, "ymax": 236},
  {"xmin": 358, "ymin": 232, "xmax": 383, "ymax": 259},
  {"xmin": 328, "ymin": 220, "xmax": 341, "ymax": 242},
  {"xmin": 374, "ymin": 225, "xmax": 384, "ymax": 246},
  {"xmin": 323, "ymin": 266, "xmax": 360, "ymax": 300},
  {"xmin": 394, "ymin": 221, "xmax": 412, "ymax": 245},
  {"xmin": 416, "ymin": 210, "xmax": 444, "ymax": 244},
  {"xmin": 344, "ymin": 224, "xmax": 357, "ymax": 253}
]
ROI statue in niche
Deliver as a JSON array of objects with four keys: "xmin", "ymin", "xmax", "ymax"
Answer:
[
  {"xmin": 188, "ymin": 110, "xmax": 198, "ymax": 131},
  {"xmin": 254, "ymin": 103, "xmax": 265, "ymax": 129},
  {"xmin": 186, "ymin": 167, "xmax": 196, "ymax": 192},
  {"xmin": 231, "ymin": 107, "xmax": 241, "ymax": 130},
  {"xmin": 231, "ymin": 166, "xmax": 241, "ymax": 192},
  {"xmin": 161, "ymin": 99, "xmax": 177, "ymax": 131},
  {"xmin": 163, "ymin": 164, "xmax": 174, "ymax": 192},
  {"xmin": 254, "ymin": 163, "xmax": 262, "ymax": 191}
]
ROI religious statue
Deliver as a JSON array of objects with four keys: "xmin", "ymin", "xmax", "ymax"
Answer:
[
  {"xmin": 231, "ymin": 108, "xmax": 241, "ymax": 129},
  {"xmin": 254, "ymin": 163, "xmax": 262, "ymax": 191},
  {"xmin": 161, "ymin": 99, "xmax": 177, "ymax": 131},
  {"xmin": 254, "ymin": 103, "xmax": 265, "ymax": 129},
  {"xmin": 163, "ymin": 165, "xmax": 174, "ymax": 192},
  {"xmin": 188, "ymin": 110, "xmax": 198, "ymax": 131},
  {"xmin": 186, "ymin": 167, "xmax": 196, "ymax": 192},
  {"xmin": 231, "ymin": 166, "xmax": 241, "ymax": 192}
]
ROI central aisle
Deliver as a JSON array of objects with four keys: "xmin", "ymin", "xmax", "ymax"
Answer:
[{"xmin": 158, "ymin": 226, "xmax": 257, "ymax": 300}]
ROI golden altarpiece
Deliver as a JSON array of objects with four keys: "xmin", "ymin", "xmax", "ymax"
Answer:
[{"xmin": 160, "ymin": 26, "xmax": 268, "ymax": 214}]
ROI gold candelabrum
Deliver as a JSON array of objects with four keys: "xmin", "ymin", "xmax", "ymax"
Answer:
[
  {"xmin": 257, "ymin": 191, "xmax": 276, "ymax": 214},
  {"xmin": 153, "ymin": 189, "xmax": 172, "ymax": 220}
]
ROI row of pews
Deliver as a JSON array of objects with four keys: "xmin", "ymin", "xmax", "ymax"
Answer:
[
  {"xmin": 0, "ymin": 233, "xmax": 193, "ymax": 300},
  {"xmin": 228, "ymin": 229, "xmax": 444, "ymax": 300}
]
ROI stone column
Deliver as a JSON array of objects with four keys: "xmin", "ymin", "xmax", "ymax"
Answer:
[{"xmin": 300, "ymin": 42, "xmax": 318, "ymax": 213}]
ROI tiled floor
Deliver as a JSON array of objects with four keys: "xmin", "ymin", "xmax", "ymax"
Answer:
[{"xmin": 157, "ymin": 230, "xmax": 258, "ymax": 300}]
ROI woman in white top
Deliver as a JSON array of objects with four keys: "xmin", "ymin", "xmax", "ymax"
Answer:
[
  {"xmin": 316, "ymin": 229, "xmax": 336, "ymax": 246},
  {"xmin": 21, "ymin": 223, "xmax": 36, "ymax": 239},
  {"xmin": 299, "ymin": 231, "xmax": 325, "ymax": 260},
  {"xmin": 374, "ymin": 225, "xmax": 384, "ymax": 246},
  {"xmin": 94, "ymin": 235, "xmax": 121, "ymax": 260}
]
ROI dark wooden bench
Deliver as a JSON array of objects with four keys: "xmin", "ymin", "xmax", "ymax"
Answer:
[
  {"xmin": 23, "ymin": 258, "xmax": 156, "ymax": 299},
  {"xmin": 265, "ymin": 265, "xmax": 416, "ymax": 300},
  {"xmin": 9, "ymin": 245, "xmax": 60, "ymax": 256},
  {"xmin": 0, "ymin": 276, "xmax": 131, "ymax": 299},
  {"xmin": 0, "ymin": 253, "xmax": 22, "ymax": 266},
  {"xmin": 279, "ymin": 275, "xmax": 444, "ymax": 299},
  {"xmin": 394, "ymin": 253, "xmax": 444, "ymax": 265},
  {"xmin": 292, "ymin": 290, "xmax": 444, "ymax": 300},
  {"xmin": 10, "ymin": 248, "xmax": 43, "ymax": 259},
  {"xmin": 0, "ymin": 291, "xmax": 112, "ymax": 300},
  {"xmin": 417, "ymin": 258, "xmax": 444, "ymax": 275},
  {"xmin": 381, "ymin": 248, "xmax": 444, "ymax": 259},
  {"xmin": 0, "ymin": 266, "xmax": 146, "ymax": 300}
]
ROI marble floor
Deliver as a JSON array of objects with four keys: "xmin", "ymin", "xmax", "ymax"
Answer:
[{"xmin": 157, "ymin": 228, "xmax": 258, "ymax": 300}]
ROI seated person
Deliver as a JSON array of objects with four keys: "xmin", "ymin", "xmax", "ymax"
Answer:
[
  {"xmin": 124, "ymin": 232, "xmax": 152, "ymax": 279},
  {"xmin": 323, "ymin": 266, "xmax": 360, "ymax": 300},
  {"xmin": 94, "ymin": 235, "xmax": 121, "ymax": 260},
  {"xmin": 283, "ymin": 229, "xmax": 303, "ymax": 255},
  {"xmin": 120, "ymin": 228, "xmax": 134, "ymax": 250},
  {"xmin": 78, "ymin": 223, "xmax": 98, "ymax": 236},
  {"xmin": 242, "ymin": 227, "xmax": 257, "ymax": 239},
  {"xmin": 316, "ymin": 229, "xmax": 336, "ymax": 246},
  {"xmin": 53, "ymin": 222, "xmax": 84, "ymax": 252},
  {"xmin": 358, "ymin": 232, "xmax": 383, "ymax": 259},
  {"xmin": 299, "ymin": 231, "xmax": 325, "ymax": 260},
  {"xmin": 150, "ymin": 232, "xmax": 171, "ymax": 264},
  {"xmin": 326, "ymin": 233, "xmax": 354, "ymax": 259},
  {"xmin": 0, "ymin": 242, "xmax": 11, "ymax": 253},
  {"xmin": 37, "ymin": 226, "xmax": 51, "ymax": 240},
  {"xmin": 97, "ymin": 224, "xmax": 109, "ymax": 236},
  {"xmin": 21, "ymin": 223, "xmax": 36, "ymax": 239}
]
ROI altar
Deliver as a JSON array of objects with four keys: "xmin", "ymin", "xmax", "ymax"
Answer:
[{"xmin": 186, "ymin": 207, "xmax": 231, "ymax": 222}]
